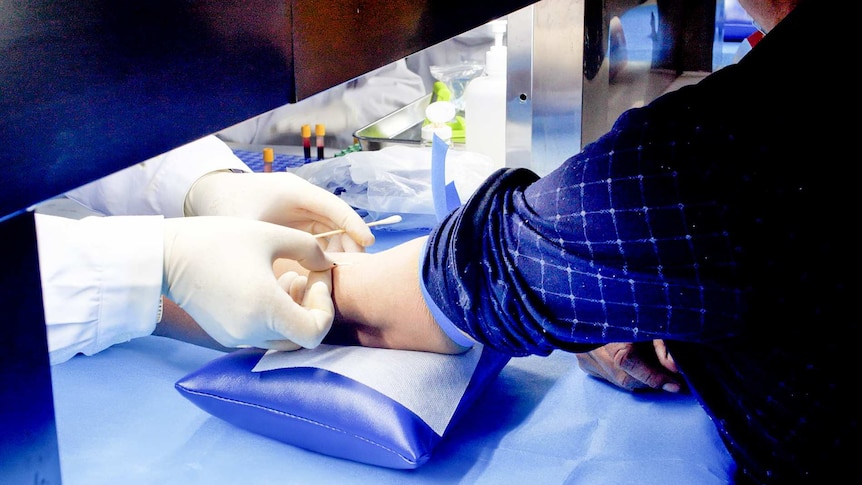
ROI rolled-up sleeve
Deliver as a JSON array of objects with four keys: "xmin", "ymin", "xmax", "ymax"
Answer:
[{"xmin": 422, "ymin": 106, "xmax": 746, "ymax": 356}]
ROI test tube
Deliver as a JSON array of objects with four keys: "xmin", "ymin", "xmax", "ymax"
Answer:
[
  {"xmin": 315, "ymin": 124, "xmax": 326, "ymax": 160},
  {"xmin": 262, "ymin": 147, "xmax": 274, "ymax": 173},
  {"xmin": 301, "ymin": 124, "xmax": 312, "ymax": 160}
]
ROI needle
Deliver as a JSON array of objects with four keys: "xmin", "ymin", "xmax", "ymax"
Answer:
[{"xmin": 313, "ymin": 215, "xmax": 403, "ymax": 238}]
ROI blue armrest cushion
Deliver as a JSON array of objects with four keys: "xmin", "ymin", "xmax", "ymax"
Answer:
[{"xmin": 175, "ymin": 344, "xmax": 509, "ymax": 469}]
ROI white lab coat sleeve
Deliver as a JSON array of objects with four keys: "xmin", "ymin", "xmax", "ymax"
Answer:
[
  {"xmin": 63, "ymin": 135, "xmax": 249, "ymax": 218},
  {"xmin": 35, "ymin": 213, "xmax": 164, "ymax": 365}
]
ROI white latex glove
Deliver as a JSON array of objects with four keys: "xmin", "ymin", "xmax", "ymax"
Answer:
[
  {"xmin": 185, "ymin": 171, "xmax": 374, "ymax": 252},
  {"xmin": 162, "ymin": 216, "xmax": 335, "ymax": 350}
]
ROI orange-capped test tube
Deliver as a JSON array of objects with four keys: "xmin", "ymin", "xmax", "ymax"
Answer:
[
  {"xmin": 315, "ymin": 124, "xmax": 326, "ymax": 160},
  {"xmin": 301, "ymin": 124, "xmax": 312, "ymax": 159},
  {"xmin": 262, "ymin": 147, "xmax": 274, "ymax": 172}
]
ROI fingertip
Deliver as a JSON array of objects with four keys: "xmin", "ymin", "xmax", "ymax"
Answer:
[
  {"xmin": 323, "ymin": 253, "xmax": 336, "ymax": 269},
  {"xmin": 363, "ymin": 228, "xmax": 376, "ymax": 246},
  {"xmin": 351, "ymin": 228, "xmax": 375, "ymax": 248},
  {"xmin": 666, "ymin": 356, "xmax": 679, "ymax": 373},
  {"xmin": 662, "ymin": 382, "xmax": 681, "ymax": 393}
]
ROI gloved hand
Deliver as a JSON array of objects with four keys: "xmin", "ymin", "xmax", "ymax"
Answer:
[
  {"xmin": 184, "ymin": 170, "xmax": 374, "ymax": 252},
  {"xmin": 162, "ymin": 216, "xmax": 335, "ymax": 350}
]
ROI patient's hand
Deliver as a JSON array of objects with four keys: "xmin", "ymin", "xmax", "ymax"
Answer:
[
  {"xmin": 274, "ymin": 236, "xmax": 465, "ymax": 355},
  {"xmin": 576, "ymin": 340, "xmax": 684, "ymax": 393}
]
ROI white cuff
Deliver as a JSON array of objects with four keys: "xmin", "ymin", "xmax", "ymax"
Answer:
[{"xmin": 37, "ymin": 214, "xmax": 164, "ymax": 365}]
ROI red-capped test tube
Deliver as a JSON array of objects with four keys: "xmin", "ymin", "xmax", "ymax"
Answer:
[
  {"xmin": 301, "ymin": 124, "xmax": 312, "ymax": 159},
  {"xmin": 315, "ymin": 124, "xmax": 326, "ymax": 160}
]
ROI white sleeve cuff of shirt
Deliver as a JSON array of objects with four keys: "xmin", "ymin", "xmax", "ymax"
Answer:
[{"xmin": 37, "ymin": 214, "xmax": 164, "ymax": 365}]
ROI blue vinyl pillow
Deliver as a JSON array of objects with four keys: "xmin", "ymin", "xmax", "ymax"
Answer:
[{"xmin": 175, "ymin": 344, "xmax": 509, "ymax": 469}]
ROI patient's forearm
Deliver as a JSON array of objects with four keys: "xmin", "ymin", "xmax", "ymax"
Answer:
[
  {"xmin": 154, "ymin": 298, "xmax": 233, "ymax": 352},
  {"xmin": 327, "ymin": 236, "xmax": 466, "ymax": 354}
]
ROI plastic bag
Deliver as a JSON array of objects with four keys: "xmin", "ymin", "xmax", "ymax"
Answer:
[{"xmin": 289, "ymin": 145, "xmax": 496, "ymax": 230}]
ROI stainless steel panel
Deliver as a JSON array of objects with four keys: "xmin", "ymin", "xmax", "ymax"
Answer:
[
  {"xmin": 506, "ymin": 0, "xmax": 720, "ymax": 176},
  {"xmin": 507, "ymin": 0, "xmax": 586, "ymax": 175}
]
